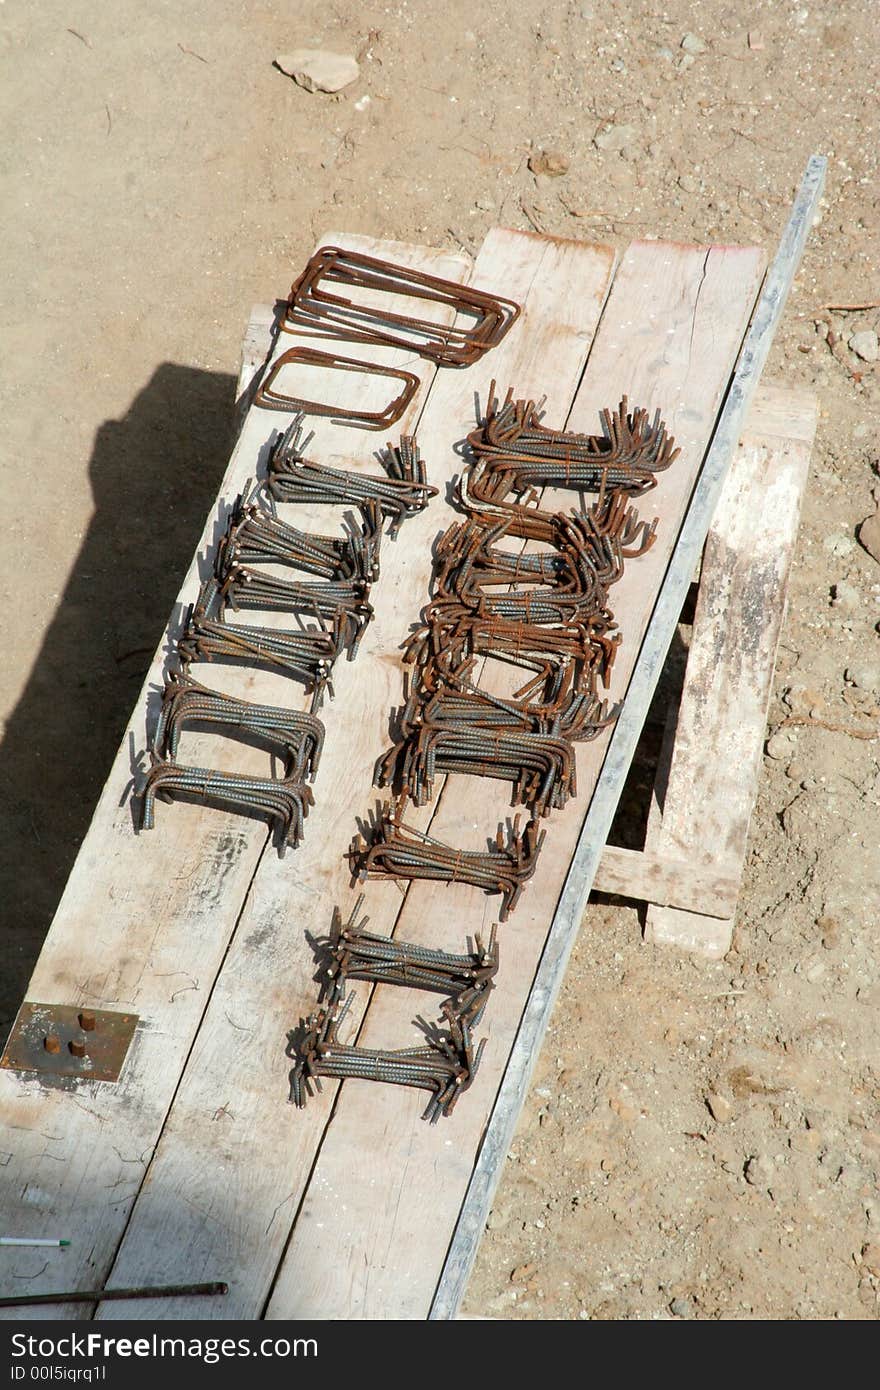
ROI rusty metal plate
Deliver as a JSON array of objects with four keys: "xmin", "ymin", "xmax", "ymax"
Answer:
[{"xmin": 0, "ymin": 1003, "xmax": 139, "ymax": 1083}]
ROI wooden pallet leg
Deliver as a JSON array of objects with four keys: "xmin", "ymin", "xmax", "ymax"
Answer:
[
  {"xmin": 233, "ymin": 302, "xmax": 277, "ymax": 434},
  {"xmin": 641, "ymin": 381, "xmax": 818, "ymax": 957}
]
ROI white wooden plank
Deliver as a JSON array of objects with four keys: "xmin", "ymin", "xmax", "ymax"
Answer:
[
  {"xmin": 644, "ymin": 380, "xmax": 817, "ymax": 956},
  {"xmin": 96, "ymin": 231, "xmax": 618, "ymax": 1320},
  {"xmin": 267, "ymin": 236, "xmax": 768, "ymax": 1321},
  {"xmin": 591, "ymin": 843, "xmax": 741, "ymax": 915},
  {"xmin": 431, "ymin": 155, "xmax": 826, "ymax": 1319},
  {"xmin": 0, "ymin": 233, "xmax": 469, "ymax": 1319}
]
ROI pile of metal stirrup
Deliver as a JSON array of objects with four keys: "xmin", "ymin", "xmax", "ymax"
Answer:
[
  {"xmin": 289, "ymin": 897, "xmax": 498, "ymax": 1121},
  {"xmin": 353, "ymin": 385, "xmax": 676, "ymax": 909},
  {"xmin": 141, "ymin": 414, "xmax": 434, "ymax": 853},
  {"xmin": 254, "ymin": 246, "xmax": 522, "ymax": 425},
  {"xmin": 289, "ymin": 383, "xmax": 678, "ymax": 1122}
]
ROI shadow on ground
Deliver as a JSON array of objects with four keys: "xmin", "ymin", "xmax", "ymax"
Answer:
[{"xmin": 0, "ymin": 364, "xmax": 237, "ymax": 1034}]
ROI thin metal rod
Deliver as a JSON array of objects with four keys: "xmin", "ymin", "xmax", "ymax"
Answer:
[
  {"xmin": 429, "ymin": 153, "xmax": 827, "ymax": 1321},
  {"xmin": 0, "ymin": 1280, "xmax": 228, "ymax": 1308}
]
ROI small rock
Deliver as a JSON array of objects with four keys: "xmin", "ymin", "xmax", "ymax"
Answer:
[
  {"xmin": 858, "ymin": 512, "xmax": 880, "ymax": 565},
  {"xmin": 680, "ymin": 33, "xmax": 707, "ymax": 54},
  {"xmin": 823, "ymin": 533, "xmax": 855, "ymax": 559},
  {"xmin": 511, "ymin": 1261, "xmax": 537, "ymax": 1283},
  {"xmin": 766, "ymin": 729, "xmax": 797, "ymax": 760},
  {"xmin": 849, "ymin": 329, "xmax": 879, "ymax": 363},
  {"xmin": 475, "ymin": 195, "xmax": 495, "ymax": 212},
  {"xmin": 609, "ymin": 1088, "xmax": 638, "ymax": 1122},
  {"xmin": 678, "ymin": 173, "xmax": 700, "ymax": 194},
  {"xmin": 656, "ymin": 46, "xmax": 674, "ymax": 61},
  {"xmin": 748, "ymin": 31, "xmax": 765, "ymax": 50},
  {"xmin": 861, "ymin": 1243, "xmax": 880, "ymax": 1277},
  {"xmin": 705, "ymin": 1092, "xmax": 733, "ymax": 1123},
  {"xmin": 353, "ymin": 94, "xmax": 371, "ymax": 112},
  {"xmin": 831, "ymin": 580, "xmax": 860, "ymax": 610},
  {"xmin": 594, "ymin": 123, "xmax": 637, "ymax": 152},
  {"xmin": 804, "ymin": 958, "xmax": 826, "ymax": 984},
  {"xmin": 744, "ymin": 1153, "xmax": 774, "ymax": 1187},
  {"xmin": 846, "ymin": 659, "xmax": 880, "ymax": 692},
  {"xmin": 783, "ymin": 685, "xmax": 824, "ymax": 715},
  {"xmin": 275, "ymin": 48, "xmax": 360, "ymax": 94},
  {"xmin": 528, "ymin": 149, "xmax": 569, "ymax": 178},
  {"xmin": 669, "ymin": 1297, "xmax": 693, "ymax": 1318},
  {"xmin": 790, "ymin": 1128, "xmax": 823, "ymax": 1155},
  {"xmin": 677, "ymin": 53, "xmax": 695, "ymax": 70}
]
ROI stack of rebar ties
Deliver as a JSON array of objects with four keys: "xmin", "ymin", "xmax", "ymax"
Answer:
[
  {"xmin": 288, "ymin": 896, "xmax": 496, "ymax": 1122},
  {"xmin": 141, "ymin": 416, "xmax": 435, "ymax": 851},
  {"xmin": 289, "ymin": 993, "xmax": 487, "ymax": 1123},
  {"xmin": 266, "ymin": 416, "xmax": 436, "ymax": 539},
  {"xmin": 288, "ymin": 385, "xmax": 677, "ymax": 1121},
  {"xmin": 349, "ymin": 386, "xmax": 677, "ymax": 917},
  {"xmin": 465, "ymin": 385, "xmax": 679, "ymax": 498}
]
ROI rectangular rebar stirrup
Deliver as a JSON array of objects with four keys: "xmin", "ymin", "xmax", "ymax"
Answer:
[
  {"xmin": 253, "ymin": 346, "xmax": 420, "ymax": 430},
  {"xmin": 325, "ymin": 896, "xmax": 499, "ymax": 1006},
  {"xmin": 348, "ymin": 806, "xmax": 545, "ymax": 923},
  {"xmin": 283, "ymin": 245, "xmax": 522, "ymax": 367},
  {"xmin": 141, "ymin": 759, "xmax": 314, "ymax": 853},
  {"xmin": 288, "ymin": 994, "xmax": 487, "ymax": 1123},
  {"xmin": 265, "ymin": 417, "xmax": 436, "ymax": 537},
  {"xmin": 466, "ymin": 387, "xmax": 680, "ymax": 494},
  {"xmin": 218, "ymin": 494, "xmax": 382, "ymax": 583},
  {"xmin": 154, "ymin": 671, "xmax": 325, "ymax": 780},
  {"xmin": 177, "ymin": 579, "xmax": 337, "ymax": 710}
]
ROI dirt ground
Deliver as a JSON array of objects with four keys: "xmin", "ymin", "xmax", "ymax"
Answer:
[{"xmin": 2, "ymin": 0, "xmax": 879, "ymax": 1320}]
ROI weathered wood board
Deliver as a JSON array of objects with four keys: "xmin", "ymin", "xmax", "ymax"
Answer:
[
  {"xmin": 642, "ymin": 381, "xmax": 817, "ymax": 956},
  {"xmin": 96, "ymin": 230, "xmax": 619, "ymax": 1320},
  {"xmin": 264, "ymin": 240, "xmax": 766, "ymax": 1321},
  {"xmin": 0, "ymin": 233, "xmax": 470, "ymax": 1319},
  {"xmin": 430, "ymin": 157, "xmax": 823, "ymax": 1318}
]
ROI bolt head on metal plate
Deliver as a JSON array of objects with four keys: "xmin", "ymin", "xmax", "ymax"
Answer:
[{"xmin": 0, "ymin": 1002, "xmax": 139, "ymax": 1083}]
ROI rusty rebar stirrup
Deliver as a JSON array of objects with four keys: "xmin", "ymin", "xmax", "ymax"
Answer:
[
  {"xmin": 253, "ymin": 346, "xmax": 420, "ymax": 430},
  {"xmin": 283, "ymin": 246, "xmax": 521, "ymax": 368}
]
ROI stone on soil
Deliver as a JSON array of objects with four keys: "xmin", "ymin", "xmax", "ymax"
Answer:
[
  {"xmin": 858, "ymin": 511, "xmax": 880, "ymax": 564},
  {"xmin": 594, "ymin": 123, "xmax": 636, "ymax": 152},
  {"xmin": 275, "ymin": 49, "xmax": 360, "ymax": 93},
  {"xmin": 849, "ymin": 329, "xmax": 879, "ymax": 362}
]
